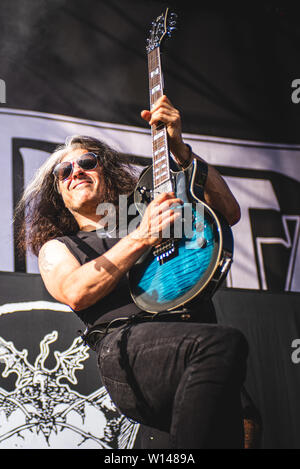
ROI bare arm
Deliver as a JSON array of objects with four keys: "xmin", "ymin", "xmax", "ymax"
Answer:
[
  {"xmin": 39, "ymin": 192, "xmax": 182, "ymax": 311},
  {"xmin": 39, "ymin": 235, "xmax": 146, "ymax": 311}
]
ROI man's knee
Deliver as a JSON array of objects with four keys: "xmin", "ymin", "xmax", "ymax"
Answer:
[
  {"xmin": 187, "ymin": 324, "xmax": 248, "ymax": 386},
  {"xmin": 221, "ymin": 326, "xmax": 248, "ymax": 353},
  {"xmin": 219, "ymin": 326, "xmax": 248, "ymax": 380},
  {"xmin": 189, "ymin": 324, "xmax": 248, "ymax": 362}
]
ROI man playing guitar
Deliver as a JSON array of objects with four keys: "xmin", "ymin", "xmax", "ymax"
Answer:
[{"xmin": 16, "ymin": 93, "xmax": 248, "ymax": 448}]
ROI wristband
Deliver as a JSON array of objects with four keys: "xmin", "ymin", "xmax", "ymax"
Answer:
[
  {"xmin": 178, "ymin": 143, "xmax": 193, "ymax": 169},
  {"xmin": 185, "ymin": 144, "xmax": 208, "ymax": 190},
  {"xmin": 178, "ymin": 144, "xmax": 208, "ymax": 190}
]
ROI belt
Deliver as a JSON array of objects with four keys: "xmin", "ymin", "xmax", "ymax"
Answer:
[{"xmin": 80, "ymin": 308, "xmax": 196, "ymax": 351}]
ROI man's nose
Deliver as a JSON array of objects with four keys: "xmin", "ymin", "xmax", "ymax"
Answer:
[{"xmin": 72, "ymin": 162, "xmax": 85, "ymax": 177}]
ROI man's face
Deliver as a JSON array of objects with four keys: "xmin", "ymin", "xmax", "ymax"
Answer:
[{"xmin": 57, "ymin": 148, "xmax": 104, "ymax": 214}]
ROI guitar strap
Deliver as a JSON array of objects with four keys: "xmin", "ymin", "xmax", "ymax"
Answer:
[
  {"xmin": 193, "ymin": 159, "xmax": 208, "ymax": 199},
  {"xmin": 181, "ymin": 157, "xmax": 208, "ymax": 201}
]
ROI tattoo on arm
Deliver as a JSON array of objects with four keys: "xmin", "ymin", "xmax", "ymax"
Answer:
[{"xmin": 39, "ymin": 246, "xmax": 55, "ymax": 273}]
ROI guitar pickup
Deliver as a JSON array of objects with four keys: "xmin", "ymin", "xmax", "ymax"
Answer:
[{"xmin": 153, "ymin": 240, "xmax": 178, "ymax": 265}]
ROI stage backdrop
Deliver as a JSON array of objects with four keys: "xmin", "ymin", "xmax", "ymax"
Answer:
[{"xmin": 0, "ymin": 0, "xmax": 300, "ymax": 448}]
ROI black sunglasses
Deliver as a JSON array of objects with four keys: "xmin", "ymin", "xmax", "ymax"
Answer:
[{"xmin": 53, "ymin": 152, "xmax": 99, "ymax": 181}]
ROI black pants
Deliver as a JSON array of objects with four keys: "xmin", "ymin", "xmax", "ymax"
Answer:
[{"xmin": 96, "ymin": 320, "xmax": 248, "ymax": 449}]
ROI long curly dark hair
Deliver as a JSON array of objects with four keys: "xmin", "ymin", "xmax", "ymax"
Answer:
[{"xmin": 14, "ymin": 135, "xmax": 138, "ymax": 256}]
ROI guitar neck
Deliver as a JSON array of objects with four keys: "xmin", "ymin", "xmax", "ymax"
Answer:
[{"xmin": 147, "ymin": 46, "xmax": 173, "ymax": 193}]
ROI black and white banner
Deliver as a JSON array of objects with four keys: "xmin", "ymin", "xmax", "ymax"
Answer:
[
  {"xmin": 2, "ymin": 107, "xmax": 299, "ymax": 448},
  {"xmin": 1, "ymin": 1, "xmax": 300, "ymax": 449},
  {"xmin": 0, "ymin": 272, "xmax": 139, "ymax": 449},
  {"xmin": 0, "ymin": 107, "xmax": 299, "ymax": 292}
]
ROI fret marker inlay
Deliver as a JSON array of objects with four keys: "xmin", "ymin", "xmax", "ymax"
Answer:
[
  {"xmin": 150, "ymin": 68, "xmax": 159, "ymax": 78},
  {"xmin": 153, "ymin": 130, "xmax": 164, "ymax": 141},
  {"xmin": 155, "ymin": 156, "xmax": 165, "ymax": 164},
  {"xmin": 154, "ymin": 146, "xmax": 165, "ymax": 156},
  {"xmin": 151, "ymin": 84, "xmax": 161, "ymax": 95},
  {"xmin": 154, "ymin": 164, "xmax": 166, "ymax": 173}
]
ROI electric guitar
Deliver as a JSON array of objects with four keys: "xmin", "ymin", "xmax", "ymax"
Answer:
[{"xmin": 129, "ymin": 8, "xmax": 234, "ymax": 313}]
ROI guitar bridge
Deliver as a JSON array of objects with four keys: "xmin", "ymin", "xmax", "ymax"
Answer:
[{"xmin": 153, "ymin": 240, "xmax": 178, "ymax": 265}]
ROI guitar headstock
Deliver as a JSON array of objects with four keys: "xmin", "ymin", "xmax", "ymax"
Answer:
[{"xmin": 146, "ymin": 7, "xmax": 177, "ymax": 53}]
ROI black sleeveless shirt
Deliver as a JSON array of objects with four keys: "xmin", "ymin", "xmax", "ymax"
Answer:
[
  {"xmin": 56, "ymin": 230, "xmax": 142, "ymax": 328},
  {"xmin": 56, "ymin": 230, "xmax": 217, "ymax": 329}
]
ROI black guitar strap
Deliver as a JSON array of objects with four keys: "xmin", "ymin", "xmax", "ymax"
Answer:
[{"xmin": 193, "ymin": 159, "xmax": 208, "ymax": 200}]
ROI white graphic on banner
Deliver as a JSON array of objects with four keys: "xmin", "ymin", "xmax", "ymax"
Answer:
[
  {"xmin": 0, "ymin": 107, "xmax": 299, "ymax": 291},
  {"xmin": 256, "ymin": 216, "xmax": 300, "ymax": 291},
  {"xmin": 0, "ymin": 300, "xmax": 71, "ymax": 315},
  {"xmin": 225, "ymin": 177, "xmax": 281, "ymax": 290},
  {"xmin": 0, "ymin": 79, "xmax": 5, "ymax": 104},
  {"xmin": 0, "ymin": 303, "xmax": 139, "ymax": 449}
]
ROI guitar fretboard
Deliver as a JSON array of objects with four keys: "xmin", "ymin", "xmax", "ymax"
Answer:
[{"xmin": 147, "ymin": 46, "xmax": 171, "ymax": 192}]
